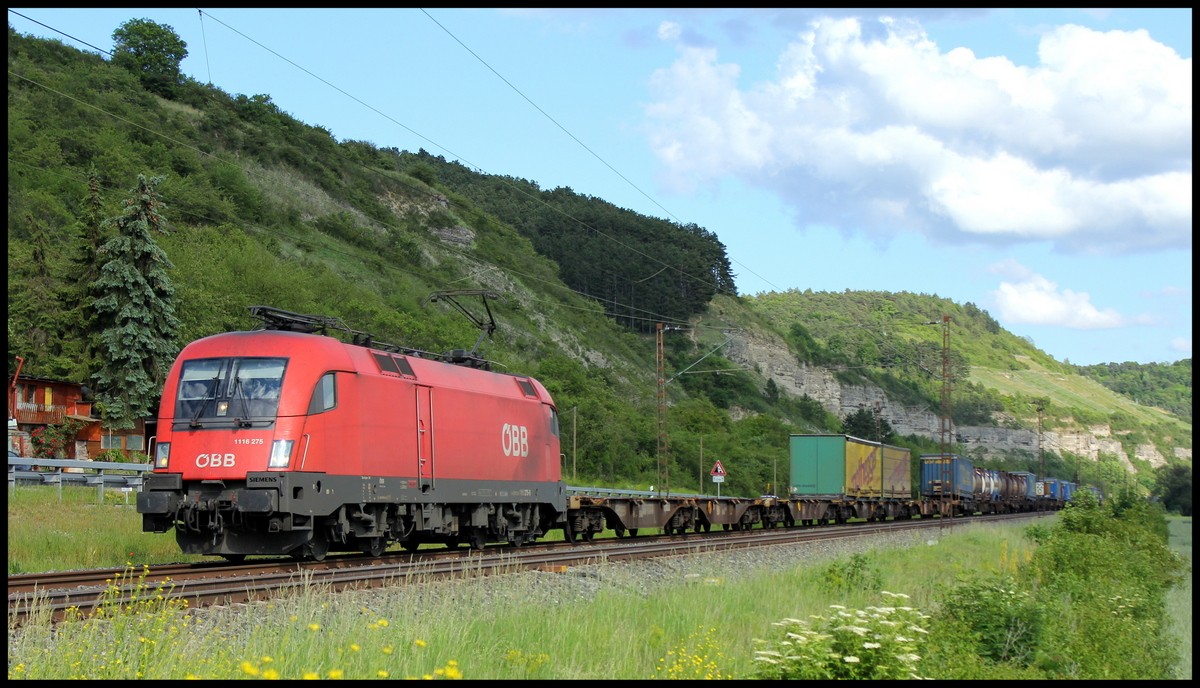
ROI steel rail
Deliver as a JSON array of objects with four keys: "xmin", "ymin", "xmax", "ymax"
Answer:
[{"xmin": 9, "ymin": 511, "xmax": 1050, "ymax": 624}]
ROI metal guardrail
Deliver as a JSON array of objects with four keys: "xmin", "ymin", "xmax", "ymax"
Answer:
[{"xmin": 8, "ymin": 457, "xmax": 153, "ymax": 504}]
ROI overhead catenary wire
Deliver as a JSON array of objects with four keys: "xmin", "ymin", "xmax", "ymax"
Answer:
[
  {"xmin": 418, "ymin": 7, "xmax": 782, "ymax": 294},
  {"xmin": 196, "ymin": 9, "xmax": 734, "ymax": 298}
]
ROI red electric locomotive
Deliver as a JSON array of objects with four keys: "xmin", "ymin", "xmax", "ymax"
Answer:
[{"xmin": 138, "ymin": 305, "xmax": 566, "ymax": 559}]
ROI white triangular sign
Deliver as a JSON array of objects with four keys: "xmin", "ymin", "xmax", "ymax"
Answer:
[{"xmin": 711, "ymin": 461, "xmax": 726, "ymax": 476}]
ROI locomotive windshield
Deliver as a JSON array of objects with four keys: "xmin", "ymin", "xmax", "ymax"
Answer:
[{"xmin": 175, "ymin": 357, "xmax": 288, "ymax": 428}]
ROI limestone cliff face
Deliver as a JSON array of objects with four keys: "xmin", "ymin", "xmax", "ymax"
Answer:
[{"xmin": 723, "ymin": 329, "xmax": 1186, "ymax": 473}]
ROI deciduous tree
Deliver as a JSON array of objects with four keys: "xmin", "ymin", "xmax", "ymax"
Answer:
[{"xmin": 111, "ymin": 18, "xmax": 188, "ymax": 97}]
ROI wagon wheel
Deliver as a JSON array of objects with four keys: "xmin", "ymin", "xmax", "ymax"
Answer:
[
  {"xmin": 308, "ymin": 531, "xmax": 329, "ymax": 562},
  {"xmin": 468, "ymin": 529, "xmax": 487, "ymax": 550},
  {"xmin": 445, "ymin": 537, "xmax": 460, "ymax": 550},
  {"xmin": 628, "ymin": 529, "xmax": 638, "ymax": 537},
  {"xmin": 363, "ymin": 537, "xmax": 386, "ymax": 558},
  {"xmin": 580, "ymin": 529, "xmax": 595, "ymax": 543},
  {"xmin": 564, "ymin": 522, "xmax": 579, "ymax": 543},
  {"xmin": 613, "ymin": 526, "xmax": 626, "ymax": 538}
]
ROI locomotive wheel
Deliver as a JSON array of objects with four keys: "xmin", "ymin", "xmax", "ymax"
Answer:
[{"xmin": 508, "ymin": 533, "xmax": 525, "ymax": 547}]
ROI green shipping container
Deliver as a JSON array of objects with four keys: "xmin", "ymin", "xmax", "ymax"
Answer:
[
  {"xmin": 790, "ymin": 434, "xmax": 911, "ymax": 499},
  {"xmin": 790, "ymin": 434, "xmax": 850, "ymax": 496}
]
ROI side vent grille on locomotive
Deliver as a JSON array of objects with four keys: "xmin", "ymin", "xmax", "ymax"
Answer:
[
  {"xmin": 373, "ymin": 352, "xmax": 417, "ymax": 378},
  {"xmin": 373, "ymin": 353, "xmax": 399, "ymax": 374},
  {"xmin": 516, "ymin": 379, "xmax": 537, "ymax": 397}
]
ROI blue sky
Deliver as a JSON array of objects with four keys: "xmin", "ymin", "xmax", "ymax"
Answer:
[{"xmin": 9, "ymin": 8, "xmax": 1192, "ymax": 366}]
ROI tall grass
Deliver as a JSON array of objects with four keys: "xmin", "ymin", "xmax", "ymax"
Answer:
[
  {"xmin": 9, "ymin": 520, "xmax": 1041, "ymax": 679},
  {"xmin": 1166, "ymin": 517, "xmax": 1192, "ymax": 680}
]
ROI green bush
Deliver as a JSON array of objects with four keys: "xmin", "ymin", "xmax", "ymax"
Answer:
[{"xmin": 939, "ymin": 575, "xmax": 1044, "ymax": 665}]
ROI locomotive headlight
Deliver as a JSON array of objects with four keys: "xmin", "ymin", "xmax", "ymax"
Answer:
[
  {"xmin": 268, "ymin": 439, "xmax": 294, "ymax": 468},
  {"xmin": 155, "ymin": 442, "xmax": 171, "ymax": 469}
]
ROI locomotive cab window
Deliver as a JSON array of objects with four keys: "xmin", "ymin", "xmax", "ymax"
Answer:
[
  {"xmin": 174, "ymin": 357, "xmax": 288, "ymax": 428},
  {"xmin": 308, "ymin": 372, "xmax": 337, "ymax": 415}
]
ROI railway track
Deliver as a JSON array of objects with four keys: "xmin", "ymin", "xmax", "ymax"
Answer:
[{"xmin": 8, "ymin": 511, "xmax": 1050, "ymax": 624}]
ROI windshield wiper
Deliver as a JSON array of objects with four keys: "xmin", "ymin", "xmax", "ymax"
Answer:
[
  {"xmin": 231, "ymin": 376, "xmax": 253, "ymax": 428},
  {"xmin": 189, "ymin": 375, "xmax": 221, "ymax": 428}
]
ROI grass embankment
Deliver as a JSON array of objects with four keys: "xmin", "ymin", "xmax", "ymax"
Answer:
[
  {"xmin": 1166, "ymin": 516, "xmax": 1192, "ymax": 680},
  {"xmin": 7, "ymin": 485, "xmax": 209, "ymax": 573},
  {"xmin": 10, "ymin": 517, "xmax": 1040, "ymax": 680}
]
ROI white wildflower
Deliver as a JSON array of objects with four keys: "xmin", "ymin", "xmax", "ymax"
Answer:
[
  {"xmin": 863, "ymin": 642, "xmax": 882, "ymax": 649},
  {"xmin": 908, "ymin": 625, "xmax": 929, "ymax": 634},
  {"xmin": 844, "ymin": 656, "xmax": 860, "ymax": 663},
  {"xmin": 835, "ymin": 626, "xmax": 870, "ymax": 636},
  {"xmin": 895, "ymin": 636, "xmax": 913, "ymax": 643},
  {"xmin": 754, "ymin": 651, "xmax": 782, "ymax": 657},
  {"xmin": 753, "ymin": 657, "xmax": 780, "ymax": 664},
  {"xmin": 829, "ymin": 605, "xmax": 846, "ymax": 610}
]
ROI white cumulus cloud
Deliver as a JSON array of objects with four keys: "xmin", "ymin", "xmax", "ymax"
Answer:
[
  {"xmin": 645, "ymin": 16, "xmax": 1192, "ymax": 253},
  {"xmin": 987, "ymin": 261, "xmax": 1147, "ymax": 329},
  {"xmin": 1169, "ymin": 337, "xmax": 1192, "ymax": 353}
]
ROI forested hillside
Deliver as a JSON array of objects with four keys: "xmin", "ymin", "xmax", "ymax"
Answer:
[{"xmin": 399, "ymin": 150, "xmax": 737, "ymax": 331}]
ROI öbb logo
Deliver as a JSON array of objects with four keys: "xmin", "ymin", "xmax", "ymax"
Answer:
[
  {"xmin": 501, "ymin": 424, "xmax": 529, "ymax": 458},
  {"xmin": 196, "ymin": 453, "xmax": 236, "ymax": 468}
]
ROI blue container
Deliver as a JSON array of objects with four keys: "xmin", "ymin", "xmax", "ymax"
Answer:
[
  {"xmin": 1045, "ymin": 479, "xmax": 1062, "ymax": 500},
  {"xmin": 919, "ymin": 454, "xmax": 974, "ymax": 499},
  {"xmin": 1011, "ymin": 471, "xmax": 1036, "ymax": 500}
]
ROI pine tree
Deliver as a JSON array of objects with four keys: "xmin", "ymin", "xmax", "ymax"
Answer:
[{"xmin": 91, "ymin": 174, "xmax": 181, "ymax": 429}]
